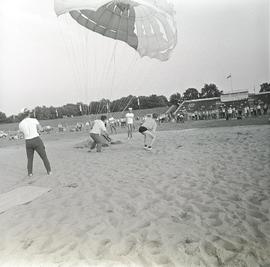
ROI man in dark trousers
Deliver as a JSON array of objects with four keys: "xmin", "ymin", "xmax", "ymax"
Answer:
[{"xmin": 19, "ymin": 108, "xmax": 51, "ymax": 177}]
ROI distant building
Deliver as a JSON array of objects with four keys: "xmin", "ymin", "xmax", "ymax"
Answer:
[
  {"xmin": 173, "ymin": 91, "xmax": 270, "ymax": 117},
  {"xmin": 221, "ymin": 90, "xmax": 249, "ymax": 102}
]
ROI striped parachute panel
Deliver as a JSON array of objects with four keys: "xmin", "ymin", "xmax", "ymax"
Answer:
[{"xmin": 54, "ymin": 0, "xmax": 177, "ymax": 61}]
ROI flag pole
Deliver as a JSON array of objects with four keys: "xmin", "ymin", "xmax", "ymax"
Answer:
[{"xmin": 226, "ymin": 74, "xmax": 233, "ymax": 93}]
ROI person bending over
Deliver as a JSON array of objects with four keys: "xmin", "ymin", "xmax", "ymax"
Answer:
[
  {"xmin": 89, "ymin": 115, "xmax": 109, "ymax": 152},
  {"xmin": 139, "ymin": 113, "xmax": 158, "ymax": 151}
]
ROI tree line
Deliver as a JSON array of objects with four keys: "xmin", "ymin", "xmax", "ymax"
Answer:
[{"xmin": 1, "ymin": 82, "xmax": 269, "ymax": 124}]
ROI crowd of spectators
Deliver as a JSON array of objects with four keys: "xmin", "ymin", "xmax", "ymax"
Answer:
[{"xmin": 173, "ymin": 100, "xmax": 269, "ymax": 122}]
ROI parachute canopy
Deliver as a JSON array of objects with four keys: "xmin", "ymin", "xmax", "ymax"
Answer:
[{"xmin": 54, "ymin": 0, "xmax": 177, "ymax": 61}]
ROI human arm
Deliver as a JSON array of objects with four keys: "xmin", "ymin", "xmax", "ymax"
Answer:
[
  {"xmin": 35, "ymin": 119, "xmax": 43, "ymax": 133},
  {"xmin": 152, "ymin": 120, "xmax": 157, "ymax": 133},
  {"xmin": 100, "ymin": 121, "xmax": 108, "ymax": 135}
]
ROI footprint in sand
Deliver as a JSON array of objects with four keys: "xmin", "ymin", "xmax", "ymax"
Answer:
[
  {"xmin": 22, "ymin": 239, "xmax": 34, "ymax": 250},
  {"xmin": 96, "ymin": 239, "xmax": 112, "ymax": 257},
  {"xmin": 248, "ymin": 210, "xmax": 269, "ymax": 222},
  {"xmin": 182, "ymin": 238, "xmax": 200, "ymax": 256},
  {"xmin": 208, "ymin": 213, "xmax": 223, "ymax": 227},
  {"xmin": 145, "ymin": 240, "xmax": 163, "ymax": 255},
  {"xmin": 212, "ymin": 236, "xmax": 243, "ymax": 253},
  {"xmin": 248, "ymin": 193, "xmax": 268, "ymax": 205},
  {"xmin": 60, "ymin": 242, "xmax": 78, "ymax": 257},
  {"xmin": 42, "ymin": 242, "xmax": 68, "ymax": 255},
  {"xmin": 245, "ymin": 219, "xmax": 266, "ymax": 240},
  {"xmin": 115, "ymin": 237, "xmax": 137, "ymax": 256},
  {"xmin": 201, "ymin": 240, "xmax": 221, "ymax": 265}
]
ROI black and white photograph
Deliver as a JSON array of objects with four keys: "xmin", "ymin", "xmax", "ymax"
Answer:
[{"xmin": 0, "ymin": 0, "xmax": 269, "ymax": 266}]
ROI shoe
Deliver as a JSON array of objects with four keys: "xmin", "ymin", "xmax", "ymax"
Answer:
[
  {"xmin": 47, "ymin": 171, "xmax": 52, "ymax": 175},
  {"xmin": 28, "ymin": 173, "xmax": 33, "ymax": 177},
  {"xmin": 147, "ymin": 146, "xmax": 152, "ymax": 151}
]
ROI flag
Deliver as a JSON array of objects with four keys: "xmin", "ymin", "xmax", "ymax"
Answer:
[
  {"xmin": 226, "ymin": 74, "xmax": 231, "ymax": 79},
  {"xmin": 79, "ymin": 104, "xmax": 82, "ymax": 112},
  {"xmin": 137, "ymin": 97, "xmax": 140, "ymax": 107},
  {"xmin": 106, "ymin": 102, "xmax": 110, "ymax": 112},
  {"xmin": 56, "ymin": 109, "xmax": 58, "ymax": 117}
]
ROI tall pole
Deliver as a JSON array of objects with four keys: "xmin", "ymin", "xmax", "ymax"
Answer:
[
  {"xmin": 137, "ymin": 96, "xmax": 140, "ymax": 119},
  {"xmin": 226, "ymin": 74, "xmax": 232, "ymax": 93}
]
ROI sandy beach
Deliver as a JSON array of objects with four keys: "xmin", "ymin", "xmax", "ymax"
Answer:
[{"xmin": 0, "ymin": 124, "xmax": 269, "ymax": 267}]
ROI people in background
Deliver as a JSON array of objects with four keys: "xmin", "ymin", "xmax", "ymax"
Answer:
[{"xmin": 125, "ymin": 107, "xmax": 134, "ymax": 139}]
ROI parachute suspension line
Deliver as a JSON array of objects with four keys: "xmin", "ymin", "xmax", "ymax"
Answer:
[
  {"xmin": 58, "ymin": 16, "xmax": 84, "ymax": 101},
  {"xmin": 107, "ymin": 41, "xmax": 118, "ymax": 98},
  {"xmin": 91, "ymin": 32, "xmax": 98, "ymax": 117},
  {"xmin": 106, "ymin": 11, "xmax": 133, "ymax": 115},
  {"xmin": 97, "ymin": 41, "xmax": 118, "ymax": 116},
  {"xmin": 105, "ymin": 41, "xmax": 119, "ymax": 115},
  {"xmin": 122, "ymin": 95, "xmax": 136, "ymax": 114},
  {"xmin": 65, "ymin": 15, "xmax": 86, "ymax": 101},
  {"xmin": 111, "ymin": 51, "xmax": 139, "ymax": 113},
  {"xmin": 83, "ymin": 31, "xmax": 91, "ymax": 114},
  {"xmin": 95, "ymin": 39, "xmax": 116, "ymax": 116},
  {"xmin": 80, "ymin": 27, "xmax": 92, "ymax": 111}
]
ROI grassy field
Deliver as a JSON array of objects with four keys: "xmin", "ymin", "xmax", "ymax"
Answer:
[
  {"xmin": 0, "ymin": 107, "xmax": 168, "ymax": 132},
  {"xmin": 0, "ymin": 110, "xmax": 269, "ymax": 148}
]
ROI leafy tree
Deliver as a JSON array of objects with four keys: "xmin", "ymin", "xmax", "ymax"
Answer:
[
  {"xmin": 259, "ymin": 83, "xmax": 270, "ymax": 92},
  {"xmin": 157, "ymin": 95, "xmax": 169, "ymax": 106},
  {"xmin": 169, "ymin": 93, "xmax": 182, "ymax": 106},
  {"xmin": 89, "ymin": 101, "xmax": 100, "ymax": 114},
  {"xmin": 0, "ymin": 111, "xmax": 7, "ymax": 123},
  {"xmin": 183, "ymin": 88, "xmax": 199, "ymax": 100},
  {"xmin": 200, "ymin": 83, "xmax": 222, "ymax": 98},
  {"xmin": 5, "ymin": 115, "xmax": 18, "ymax": 123}
]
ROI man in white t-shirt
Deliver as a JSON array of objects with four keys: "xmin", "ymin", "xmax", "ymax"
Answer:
[
  {"xmin": 125, "ymin": 107, "xmax": 134, "ymax": 139},
  {"xmin": 19, "ymin": 108, "xmax": 51, "ymax": 177},
  {"xmin": 89, "ymin": 115, "xmax": 109, "ymax": 152}
]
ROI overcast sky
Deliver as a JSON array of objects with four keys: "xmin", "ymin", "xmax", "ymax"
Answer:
[{"xmin": 0, "ymin": 0, "xmax": 269, "ymax": 116}]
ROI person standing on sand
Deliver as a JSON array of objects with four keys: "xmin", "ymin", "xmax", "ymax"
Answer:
[
  {"xmin": 19, "ymin": 108, "xmax": 52, "ymax": 177},
  {"xmin": 126, "ymin": 107, "xmax": 134, "ymax": 139},
  {"xmin": 89, "ymin": 115, "xmax": 109, "ymax": 152},
  {"xmin": 139, "ymin": 113, "xmax": 158, "ymax": 151}
]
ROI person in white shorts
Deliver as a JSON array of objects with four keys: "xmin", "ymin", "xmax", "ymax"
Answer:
[{"xmin": 125, "ymin": 107, "xmax": 134, "ymax": 139}]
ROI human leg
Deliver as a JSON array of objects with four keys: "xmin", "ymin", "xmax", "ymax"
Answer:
[
  {"xmin": 144, "ymin": 130, "xmax": 156, "ymax": 148},
  {"xmin": 90, "ymin": 133, "xmax": 103, "ymax": 152},
  {"xmin": 90, "ymin": 133, "xmax": 97, "ymax": 150},
  {"xmin": 144, "ymin": 134, "xmax": 147, "ymax": 146},
  {"xmin": 130, "ymin": 124, "xmax": 133, "ymax": 137},
  {"xmin": 127, "ymin": 124, "xmax": 131, "ymax": 138},
  {"xmin": 34, "ymin": 137, "xmax": 51, "ymax": 174},
  {"xmin": 26, "ymin": 141, "xmax": 35, "ymax": 176}
]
